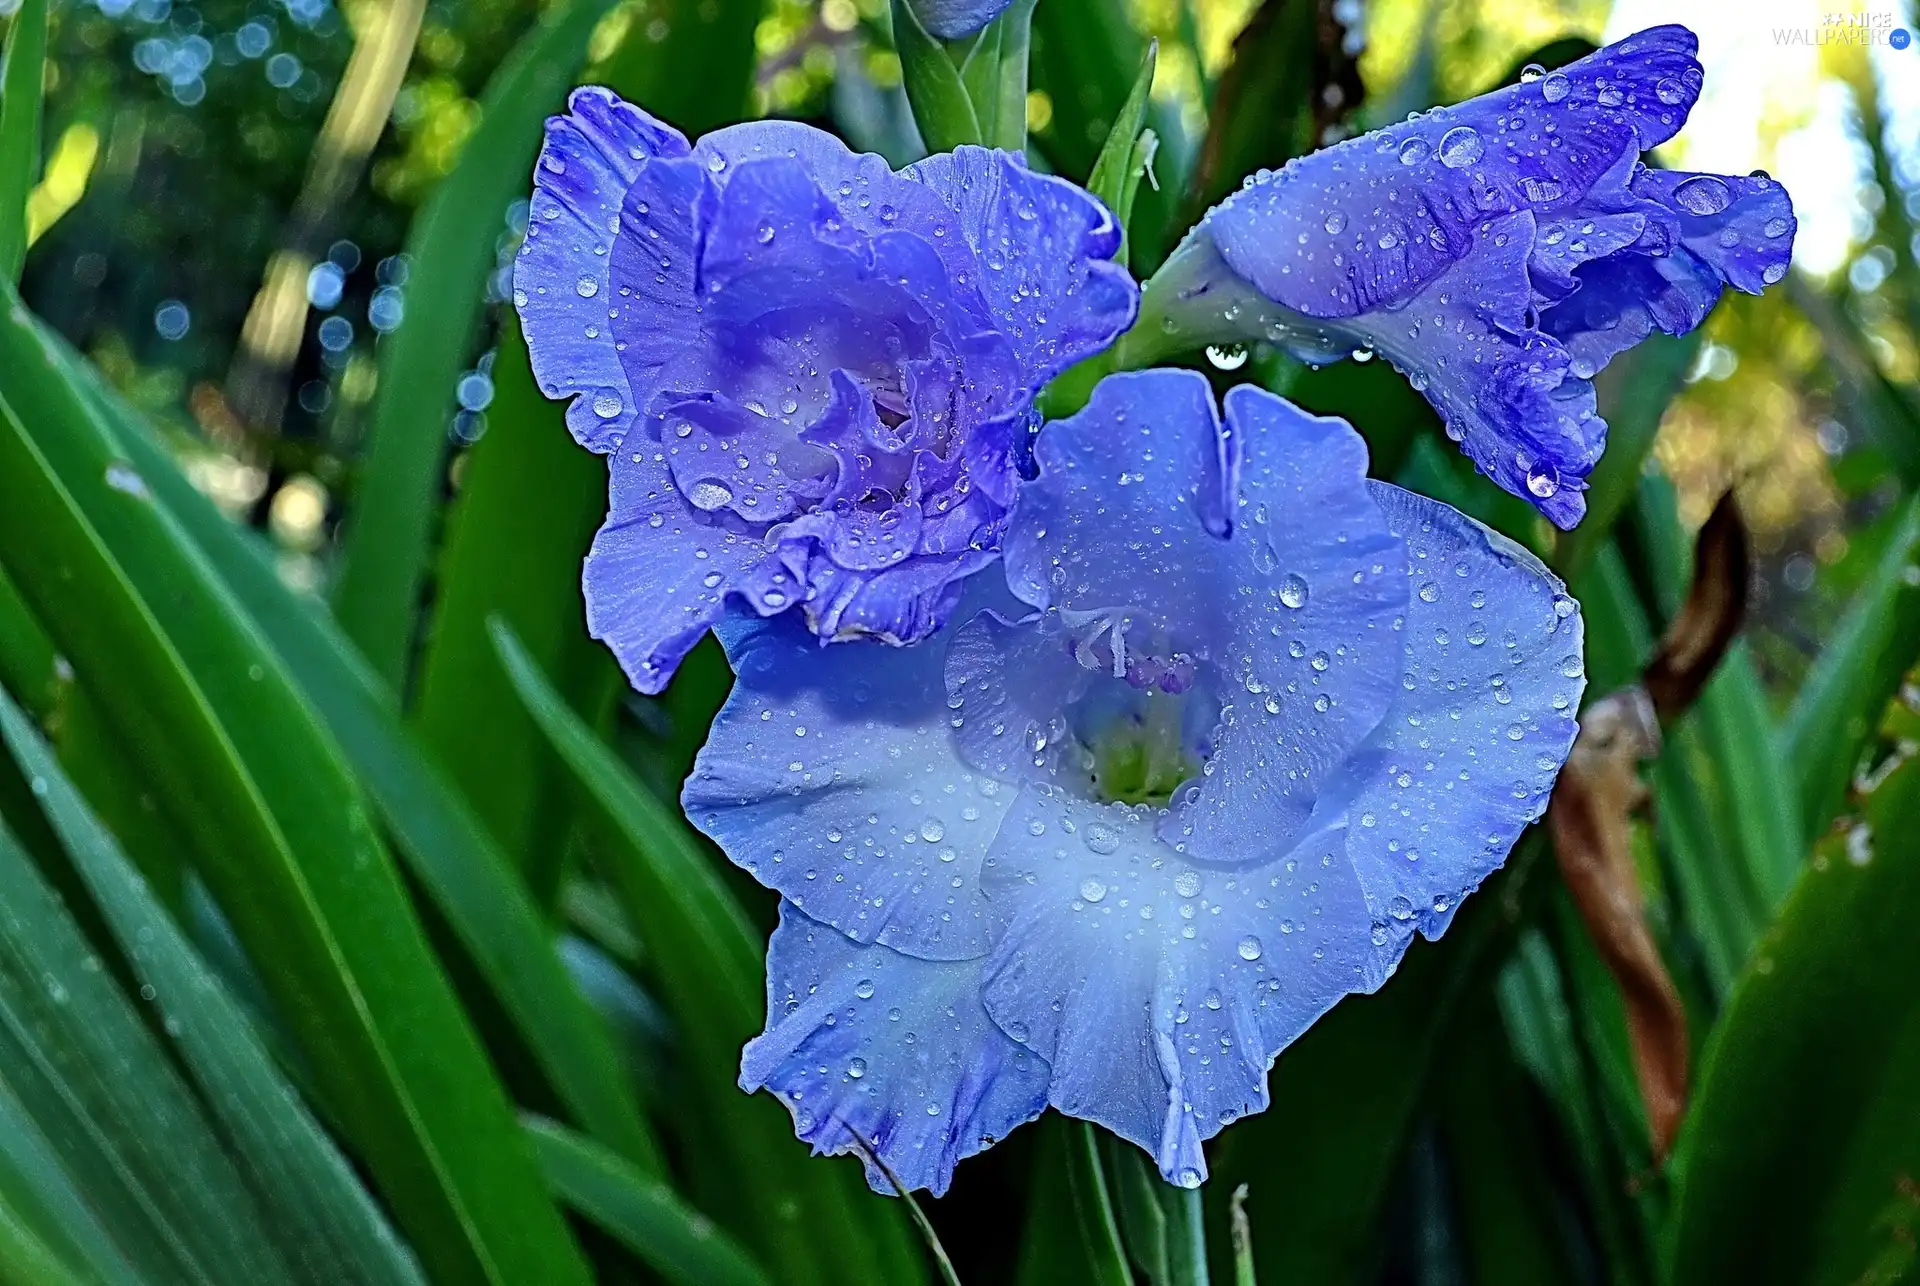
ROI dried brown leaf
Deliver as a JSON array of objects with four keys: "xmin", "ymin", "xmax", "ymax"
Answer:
[
  {"xmin": 1548, "ymin": 689, "xmax": 1690, "ymax": 1160},
  {"xmin": 1644, "ymin": 492, "xmax": 1750, "ymax": 724}
]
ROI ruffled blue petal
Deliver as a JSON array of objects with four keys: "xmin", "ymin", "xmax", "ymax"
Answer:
[
  {"xmin": 742, "ymin": 904, "xmax": 1049, "ymax": 1195},
  {"xmin": 1201, "ymin": 26, "xmax": 1705, "ymax": 319},
  {"xmin": 1339, "ymin": 483, "xmax": 1584, "ymax": 983},
  {"xmin": 1150, "ymin": 25, "xmax": 1795, "ymax": 527},
  {"xmin": 908, "ymin": 147, "xmax": 1138, "ymax": 387},
  {"xmin": 516, "ymin": 88, "xmax": 689, "ymax": 454},
  {"xmin": 685, "ymin": 609, "xmax": 1014, "ymax": 960},
  {"xmin": 976, "ymin": 787, "xmax": 1373, "ymax": 1185},
  {"xmin": 583, "ymin": 449, "xmax": 767, "ymax": 694},
  {"xmin": 907, "ymin": 0, "xmax": 1015, "ymax": 39},
  {"xmin": 1001, "ymin": 371, "xmax": 1405, "ymax": 863}
]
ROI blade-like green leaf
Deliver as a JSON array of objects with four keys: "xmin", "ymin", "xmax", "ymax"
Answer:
[
  {"xmin": 0, "ymin": 1075, "xmax": 143, "ymax": 1286},
  {"xmin": 1667, "ymin": 689, "xmax": 1920, "ymax": 1286},
  {"xmin": 1014, "ymin": 1117, "xmax": 1131, "ymax": 1286},
  {"xmin": 0, "ymin": 1188, "xmax": 88, "ymax": 1286},
  {"xmin": 524, "ymin": 1117, "xmax": 771, "ymax": 1286},
  {"xmin": 492, "ymin": 620, "xmax": 926, "ymax": 1286},
  {"xmin": 0, "ymin": 565, "xmax": 56, "ymax": 720},
  {"xmin": 331, "ymin": 0, "xmax": 618, "ymax": 689},
  {"xmin": 0, "ymin": 687, "xmax": 426, "ymax": 1286},
  {"xmin": 1201, "ymin": 839, "xmax": 1544, "ymax": 1284},
  {"xmin": 0, "ymin": 815, "xmax": 297, "ymax": 1283},
  {"xmin": 986, "ymin": 0, "xmax": 1037, "ymax": 154},
  {"xmin": 1781, "ymin": 489, "xmax": 1920, "ymax": 843},
  {"xmin": 891, "ymin": 0, "xmax": 982, "ymax": 153},
  {"xmin": 0, "ymin": 0, "xmax": 46, "ymax": 280},
  {"xmin": 593, "ymin": 0, "xmax": 762, "ymax": 133},
  {"xmin": 0, "ymin": 291, "xmax": 591, "ymax": 1286},
  {"xmin": 1030, "ymin": 0, "xmax": 1182, "ymax": 271},
  {"xmin": 1085, "ymin": 40, "xmax": 1155, "ymax": 269},
  {"xmin": 411, "ymin": 316, "xmax": 618, "ymax": 903},
  {"xmin": 55, "ymin": 331, "xmax": 663, "ymax": 1177}
]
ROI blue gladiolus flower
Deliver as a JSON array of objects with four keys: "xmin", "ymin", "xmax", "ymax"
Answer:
[
  {"xmin": 685, "ymin": 370, "xmax": 1585, "ymax": 1192},
  {"xmin": 516, "ymin": 88, "xmax": 1136, "ymax": 693},
  {"xmin": 1129, "ymin": 25, "xmax": 1795, "ymax": 529}
]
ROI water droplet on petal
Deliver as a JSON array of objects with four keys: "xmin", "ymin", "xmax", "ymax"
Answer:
[
  {"xmin": 575, "ymin": 276, "xmax": 599, "ymax": 298},
  {"xmin": 591, "ymin": 389, "xmax": 624, "ymax": 419},
  {"xmin": 1526, "ymin": 463, "xmax": 1561, "ymax": 499},
  {"xmin": 1673, "ymin": 175, "xmax": 1732, "ymax": 216},
  {"xmin": 1279, "ymin": 573, "xmax": 1309, "ymax": 609},
  {"xmin": 1079, "ymin": 877, "xmax": 1108, "ymax": 903},
  {"xmin": 1540, "ymin": 70, "xmax": 1570, "ymax": 102},
  {"xmin": 855, "ymin": 978, "xmax": 875, "ymax": 999},
  {"xmin": 1323, "ymin": 211, "xmax": 1347, "ymax": 234},
  {"xmin": 687, "ymin": 480, "xmax": 734, "ymax": 510},
  {"xmin": 1237, "ymin": 935, "xmax": 1263, "ymax": 961},
  {"xmin": 1437, "ymin": 126, "xmax": 1483, "ymax": 168},
  {"xmin": 1084, "ymin": 824, "xmax": 1120, "ymax": 855},
  {"xmin": 847, "ymin": 1057, "xmax": 866, "ymax": 1079}
]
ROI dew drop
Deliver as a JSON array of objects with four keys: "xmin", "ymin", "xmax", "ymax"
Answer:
[
  {"xmin": 1084, "ymin": 824, "xmax": 1121, "ymax": 855},
  {"xmin": 1397, "ymin": 137, "xmax": 1430, "ymax": 166},
  {"xmin": 1437, "ymin": 126, "xmax": 1483, "ymax": 168},
  {"xmin": 1205, "ymin": 343, "xmax": 1249, "ymax": 371},
  {"xmin": 1079, "ymin": 877, "xmax": 1109, "ymax": 904},
  {"xmin": 1673, "ymin": 175, "xmax": 1732, "ymax": 216},
  {"xmin": 591, "ymin": 388, "xmax": 624, "ymax": 419},
  {"xmin": 575, "ymin": 276, "xmax": 599, "ymax": 298},
  {"xmin": 1526, "ymin": 463, "xmax": 1561, "ymax": 499},
  {"xmin": 847, "ymin": 1057, "xmax": 867, "ymax": 1079},
  {"xmin": 1174, "ymin": 870, "xmax": 1201, "ymax": 898},
  {"xmin": 687, "ymin": 480, "xmax": 734, "ymax": 511},
  {"xmin": 1323, "ymin": 211, "xmax": 1347, "ymax": 234},
  {"xmin": 1237, "ymin": 935, "xmax": 1263, "ymax": 961},
  {"xmin": 921, "ymin": 819, "xmax": 946, "ymax": 842},
  {"xmin": 854, "ymin": 978, "xmax": 876, "ymax": 999},
  {"xmin": 1540, "ymin": 71, "xmax": 1570, "ymax": 102},
  {"xmin": 1279, "ymin": 573, "xmax": 1309, "ymax": 609}
]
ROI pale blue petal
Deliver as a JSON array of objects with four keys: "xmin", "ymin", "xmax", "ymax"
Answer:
[
  {"xmin": 742, "ymin": 903, "xmax": 1049, "ymax": 1195},
  {"xmin": 685, "ymin": 608, "xmax": 1014, "ymax": 960}
]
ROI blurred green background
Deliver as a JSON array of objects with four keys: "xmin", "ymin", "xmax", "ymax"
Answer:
[{"xmin": 0, "ymin": 0, "xmax": 1915, "ymax": 1283}]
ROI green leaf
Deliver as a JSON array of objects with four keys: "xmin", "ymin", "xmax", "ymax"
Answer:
[
  {"xmin": 60, "ymin": 334, "xmax": 663, "ymax": 1177},
  {"xmin": 331, "ymin": 0, "xmax": 618, "ymax": 689},
  {"xmin": 491, "ymin": 619, "xmax": 926, "ymax": 1286},
  {"xmin": 1084, "ymin": 39, "xmax": 1156, "ymax": 268},
  {"xmin": 1434, "ymin": 985, "xmax": 1585, "ymax": 1286},
  {"xmin": 1667, "ymin": 703, "xmax": 1920, "ymax": 1286},
  {"xmin": 593, "ymin": 0, "xmax": 762, "ymax": 134},
  {"xmin": 412, "ymin": 316, "xmax": 619, "ymax": 903},
  {"xmin": 524, "ymin": 1117, "xmax": 772, "ymax": 1286},
  {"xmin": 1030, "ymin": 0, "xmax": 1181, "ymax": 271},
  {"xmin": 890, "ymin": 0, "xmax": 982, "ymax": 153},
  {"xmin": 0, "ymin": 814, "xmax": 297, "ymax": 1283},
  {"xmin": 0, "ymin": 1189, "xmax": 88, "ymax": 1286},
  {"xmin": 0, "ymin": 0, "xmax": 46, "ymax": 280},
  {"xmin": 413, "ymin": 0, "xmax": 765, "ymax": 904},
  {"xmin": 986, "ymin": 0, "xmax": 1037, "ymax": 154},
  {"xmin": 1781, "ymin": 489, "xmax": 1920, "ymax": 843},
  {"xmin": 1202, "ymin": 841, "xmax": 1543, "ymax": 1284},
  {"xmin": 0, "ymin": 564, "xmax": 56, "ymax": 720},
  {"xmin": 1059, "ymin": 1121, "xmax": 1134, "ymax": 1286},
  {"xmin": 0, "ymin": 290, "xmax": 591, "ymax": 1286},
  {"xmin": 0, "ymin": 687, "xmax": 427, "ymax": 1286}
]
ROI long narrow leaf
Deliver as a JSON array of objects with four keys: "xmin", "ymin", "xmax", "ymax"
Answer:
[
  {"xmin": 0, "ymin": 292, "xmax": 591, "ymax": 1286},
  {"xmin": 0, "ymin": 688, "xmax": 426, "ymax": 1286},
  {"xmin": 331, "ymin": 0, "xmax": 617, "ymax": 688},
  {"xmin": 493, "ymin": 619, "xmax": 926, "ymax": 1286},
  {"xmin": 0, "ymin": 817, "xmax": 296, "ymax": 1283},
  {"xmin": 54, "ymin": 331, "xmax": 663, "ymax": 1177},
  {"xmin": 0, "ymin": 0, "xmax": 46, "ymax": 279},
  {"xmin": 525, "ymin": 1116, "xmax": 772, "ymax": 1286}
]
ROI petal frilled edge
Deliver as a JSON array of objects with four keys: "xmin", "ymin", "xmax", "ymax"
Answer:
[
  {"xmin": 742, "ymin": 903, "xmax": 1050, "ymax": 1196},
  {"xmin": 977, "ymin": 788, "xmax": 1374, "ymax": 1185},
  {"xmin": 1339, "ymin": 482, "xmax": 1585, "ymax": 985},
  {"xmin": 516, "ymin": 87, "xmax": 690, "ymax": 455},
  {"xmin": 907, "ymin": 147, "xmax": 1138, "ymax": 390}
]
